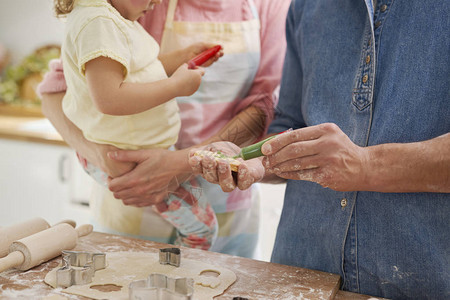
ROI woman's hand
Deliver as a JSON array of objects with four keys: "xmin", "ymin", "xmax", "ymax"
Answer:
[
  {"xmin": 184, "ymin": 42, "xmax": 224, "ymax": 67},
  {"xmin": 92, "ymin": 143, "xmax": 136, "ymax": 178},
  {"xmin": 159, "ymin": 43, "xmax": 223, "ymax": 76},
  {"xmin": 107, "ymin": 148, "xmax": 192, "ymax": 207},
  {"xmin": 189, "ymin": 142, "xmax": 265, "ymax": 192},
  {"xmin": 262, "ymin": 123, "xmax": 369, "ymax": 191}
]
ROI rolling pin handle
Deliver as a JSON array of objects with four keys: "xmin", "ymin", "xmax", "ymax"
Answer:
[
  {"xmin": 52, "ymin": 219, "xmax": 77, "ymax": 228},
  {"xmin": 0, "ymin": 251, "xmax": 25, "ymax": 273},
  {"xmin": 76, "ymin": 224, "xmax": 93, "ymax": 238}
]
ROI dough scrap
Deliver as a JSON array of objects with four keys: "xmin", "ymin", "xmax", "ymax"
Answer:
[
  {"xmin": 196, "ymin": 276, "xmax": 221, "ymax": 289},
  {"xmin": 44, "ymin": 251, "xmax": 236, "ymax": 300},
  {"xmin": 193, "ymin": 150, "xmax": 241, "ymax": 172}
]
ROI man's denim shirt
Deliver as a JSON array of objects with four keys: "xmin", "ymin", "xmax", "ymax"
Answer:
[{"xmin": 269, "ymin": 1, "xmax": 449, "ymax": 299}]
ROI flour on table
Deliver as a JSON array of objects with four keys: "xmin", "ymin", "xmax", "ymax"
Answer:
[
  {"xmin": 41, "ymin": 294, "xmax": 69, "ymax": 300},
  {"xmin": 44, "ymin": 251, "xmax": 236, "ymax": 300}
]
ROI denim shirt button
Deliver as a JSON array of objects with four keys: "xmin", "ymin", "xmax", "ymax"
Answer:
[
  {"xmin": 341, "ymin": 198, "xmax": 348, "ymax": 208},
  {"xmin": 375, "ymin": 20, "xmax": 382, "ymax": 28},
  {"xmin": 365, "ymin": 55, "xmax": 371, "ymax": 64},
  {"xmin": 381, "ymin": 4, "xmax": 388, "ymax": 12},
  {"xmin": 362, "ymin": 74, "xmax": 369, "ymax": 83}
]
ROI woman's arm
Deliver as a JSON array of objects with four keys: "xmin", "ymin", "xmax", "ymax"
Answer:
[
  {"xmin": 85, "ymin": 57, "xmax": 204, "ymax": 116},
  {"xmin": 203, "ymin": 106, "xmax": 267, "ymax": 147},
  {"xmin": 40, "ymin": 92, "xmax": 135, "ymax": 177},
  {"xmin": 107, "ymin": 104, "xmax": 268, "ymax": 204}
]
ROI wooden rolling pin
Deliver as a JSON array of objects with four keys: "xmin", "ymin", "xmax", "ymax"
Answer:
[
  {"xmin": 0, "ymin": 218, "xmax": 77, "ymax": 258},
  {"xmin": 0, "ymin": 217, "xmax": 50, "ymax": 258},
  {"xmin": 0, "ymin": 223, "xmax": 92, "ymax": 273}
]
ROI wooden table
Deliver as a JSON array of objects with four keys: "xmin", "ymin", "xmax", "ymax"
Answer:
[{"xmin": 0, "ymin": 232, "xmax": 384, "ymax": 299}]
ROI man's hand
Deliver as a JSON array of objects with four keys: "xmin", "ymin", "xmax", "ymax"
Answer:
[{"xmin": 262, "ymin": 123, "xmax": 369, "ymax": 191}]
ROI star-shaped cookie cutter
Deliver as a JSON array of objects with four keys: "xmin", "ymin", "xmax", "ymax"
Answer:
[
  {"xmin": 56, "ymin": 250, "xmax": 106, "ymax": 287},
  {"xmin": 159, "ymin": 247, "xmax": 181, "ymax": 267},
  {"xmin": 129, "ymin": 273, "xmax": 194, "ymax": 300}
]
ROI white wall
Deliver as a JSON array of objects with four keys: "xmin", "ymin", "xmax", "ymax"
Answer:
[
  {"xmin": 257, "ymin": 183, "xmax": 285, "ymax": 261},
  {"xmin": 0, "ymin": 0, "xmax": 64, "ymax": 64}
]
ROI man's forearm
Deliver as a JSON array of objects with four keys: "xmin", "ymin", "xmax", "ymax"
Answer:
[{"xmin": 364, "ymin": 133, "xmax": 450, "ymax": 193}]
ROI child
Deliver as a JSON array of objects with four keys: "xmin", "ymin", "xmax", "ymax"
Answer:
[{"xmin": 50, "ymin": 0, "xmax": 222, "ymax": 249}]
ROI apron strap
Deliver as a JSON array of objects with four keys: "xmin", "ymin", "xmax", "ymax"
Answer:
[
  {"xmin": 247, "ymin": 0, "xmax": 259, "ymax": 19},
  {"xmin": 165, "ymin": 0, "xmax": 259, "ymax": 29},
  {"xmin": 164, "ymin": 0, "xmax": 178, "ymax": 29}
]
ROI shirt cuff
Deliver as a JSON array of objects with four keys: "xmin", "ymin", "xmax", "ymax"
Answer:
[{"xmin": 36, "ymin": 59, "xmax": 67, "ymax": 98}]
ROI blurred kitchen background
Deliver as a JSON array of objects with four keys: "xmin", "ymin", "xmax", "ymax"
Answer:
[{"xmin": 0, "ymin": 0, "xmax": 285, "ymax": 262}]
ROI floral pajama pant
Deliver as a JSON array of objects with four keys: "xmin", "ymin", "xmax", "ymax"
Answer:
[{"xmin": 76, "ymin": 153, "xmax": 218, "ymax": 250}]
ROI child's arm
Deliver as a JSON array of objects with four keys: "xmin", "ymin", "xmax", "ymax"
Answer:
[
  {"xmin": 85, "ymin": 56, "xmax": 204, "ymax": 116},
  {"xmin": 159, "ymin": 43, "xmax": 223, "ymax": 76}
]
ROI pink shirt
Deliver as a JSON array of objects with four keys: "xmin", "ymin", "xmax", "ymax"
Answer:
[{"xmin": 140, "ymin": 0, "xmax": 291, "ymax": 137}]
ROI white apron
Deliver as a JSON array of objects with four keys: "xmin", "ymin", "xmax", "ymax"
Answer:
[
  {"xmin": 91, "ymin": 0, "xmax": 262, "ymax": 258},
  {"xmin": 159, "ymin": 0, "xmax": 262, "ymax": 258},
  {"xmin": 160, "ymin": 0, "xmax": 261, "ymax": 150}
]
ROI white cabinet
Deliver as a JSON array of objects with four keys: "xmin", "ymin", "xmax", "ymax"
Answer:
[{"xmin": 0, "ymin": 138, "xmax": 94, "ymax": 227}]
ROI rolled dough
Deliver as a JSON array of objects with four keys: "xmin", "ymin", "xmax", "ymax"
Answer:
[{"xmin": 44, "ymin": 251, "xmax": 236, "ymax": 300}]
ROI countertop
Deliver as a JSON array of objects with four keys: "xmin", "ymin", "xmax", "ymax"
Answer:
[
  {"xmin": 0, "ymin": 104, "xmax": 65, "ymax": 146},
  {"xmin": 0, "ymin": 231, "xmax": 384, "ymax": 300}
]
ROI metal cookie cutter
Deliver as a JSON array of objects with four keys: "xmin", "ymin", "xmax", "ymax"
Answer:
[
  {"xmin": 159, "ymin": 247, "xmax": 181, "ymax": 267},
  {"xmin": 129, "ymin": 273, "xmax": 194, "ymax": 300},
  {"xmin": 56, "ymin": 250, "xmax": 107, "ymax": 287}
]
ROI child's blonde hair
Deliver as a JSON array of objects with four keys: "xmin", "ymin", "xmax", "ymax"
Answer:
[{"xmin": 54, "ymin": 0, "xmax": 75, "ymax": 16}]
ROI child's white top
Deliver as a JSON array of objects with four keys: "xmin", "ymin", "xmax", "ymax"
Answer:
[{"xmin": 61, "ymin": 0, "xmax": 180, "ymax": 149}]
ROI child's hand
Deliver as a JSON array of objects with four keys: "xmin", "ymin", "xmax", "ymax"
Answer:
[
  {"xmin": 171, "ymin": 63, "xmax": 205, "ymax": 96},
  {"xmin": 185, "ymin": 42, "xmax": 224, "ymax": 67}
]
